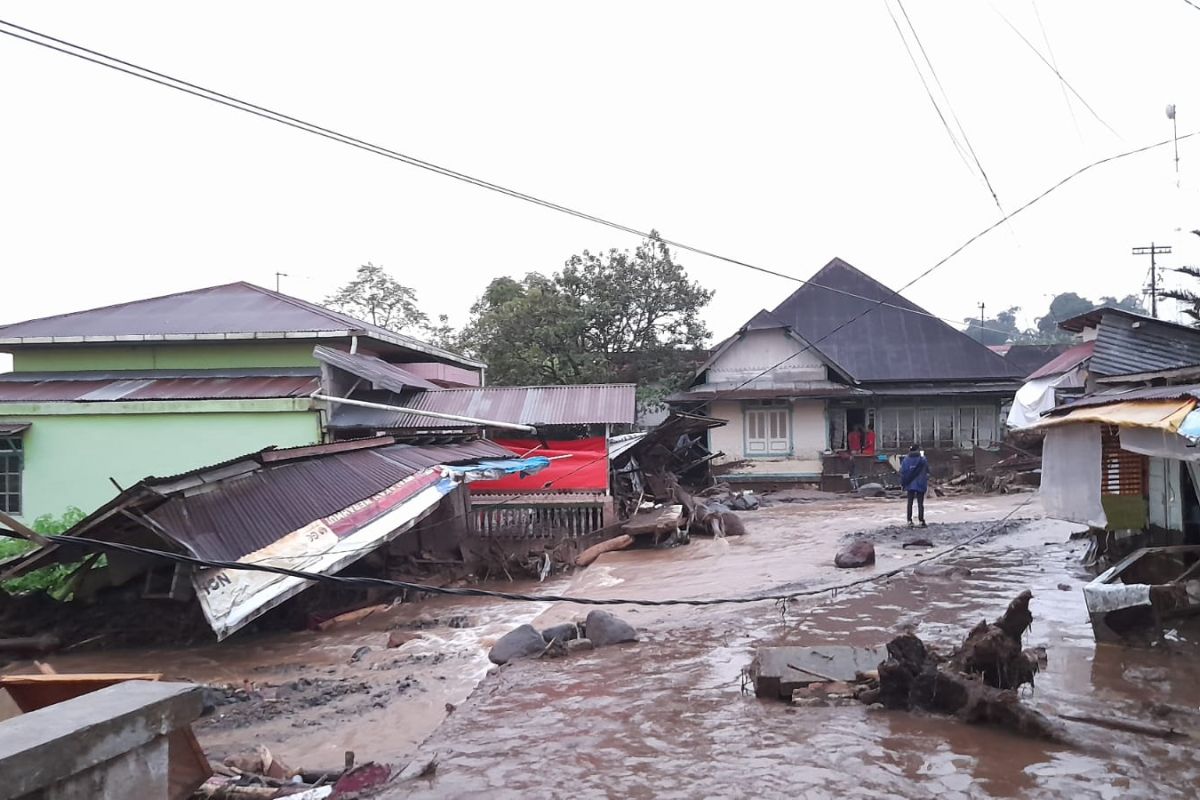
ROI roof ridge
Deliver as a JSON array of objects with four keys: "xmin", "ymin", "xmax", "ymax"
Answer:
[
  {"xmin": 421, "ymin": 383, "xmax": 638, "ymax": 392},
  {"xmin": 0, "ymin": 281, "xmax": 249, "ymax": 333}
]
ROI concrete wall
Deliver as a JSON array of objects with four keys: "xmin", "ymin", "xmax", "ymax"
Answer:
[
  {"xmin": 11, "ymin": 342, "xmax": 321, "ymax": 372},
  {"xmin": 0, "ymin": 406, "xmax": 321, "ymax": 522},
  {"xmin": 709, "ymin": 399, "xmax": 826, "ymax": 477}
]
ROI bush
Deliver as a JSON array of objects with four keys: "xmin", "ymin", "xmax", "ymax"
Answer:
[{"xmin": 1, "ymin": 506, "xmax": 92, "ymax": 598}]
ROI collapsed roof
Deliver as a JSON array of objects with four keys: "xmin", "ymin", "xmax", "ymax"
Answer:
[{"xmin": 2, "ymin": 436, "xmax": 524, "ymax": 640}]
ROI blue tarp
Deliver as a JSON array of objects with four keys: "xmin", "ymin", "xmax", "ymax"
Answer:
[
  {"xmin": 444, "ymin": 457, "xmax": 553, "ymax": 481},
  {"xmin": 1180, "ymin": 409, "xmax": 1200, "ymax": 441}
]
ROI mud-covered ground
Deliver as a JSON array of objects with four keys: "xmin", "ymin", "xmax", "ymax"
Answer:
[{"xmin": 4, "ymin": 493, "xmax": 1199, "ymax": 798}]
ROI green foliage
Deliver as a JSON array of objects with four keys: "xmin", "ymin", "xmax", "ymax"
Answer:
[
  {"xmin": 963, "ymin": 306, "xmax": 1021, "ymax": 346},
  {"xmin": 1159, "ymin": 231, "xmax": 1200, "ymax": 326},
  {"xmin": 0, "ymin": 506, "xmax": 89, "ymax": 598},
  {"xmin": 325, "ymin": 262, "xmax": 428, "ymax": 332},
  {"xmin": 459, "ymin": 233, "xmax": 713, "ymax": 401}
]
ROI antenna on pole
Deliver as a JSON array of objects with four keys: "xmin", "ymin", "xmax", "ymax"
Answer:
[
  {"xmin": 275, "ymin": 272, "xmax": 289, "ymax": 293},
  {"xmin": 1167, "ymin": 104, "xmax": 1180, "ymax": 187},
  {"xmin": 1132, "ymin": 243, "xmax": 1171, "ymax": 318}
]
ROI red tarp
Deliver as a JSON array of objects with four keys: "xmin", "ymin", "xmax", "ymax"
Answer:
[{"xmin": 470, "ymin": 437, "xmax": 609, "ymax": 492}]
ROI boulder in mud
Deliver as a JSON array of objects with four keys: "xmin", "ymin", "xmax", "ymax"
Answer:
[
  {"xmin": 719, "ymin": 511, "xmax": 747, "ymax": 536},
  {"xmin": 541, "ymin": 622, "xmax": 581, "ymax": 643},
  {"xmin": 729, "ymin": 492, "xmax": 760, "ymax": 511},
  {"xmin": 834, "ymin": 540, "xmax": 876, "ymax": 568},
  {"xmin": 584, "ymin": 610, "xmax": 638, "ymax": 647},
  {"xmin": 488, "ymin": 624, "xmax": 548, "ymax": 665},
  {"xmin": 857, "ymin": 483, "xmax": 886, "ymax": 498}
]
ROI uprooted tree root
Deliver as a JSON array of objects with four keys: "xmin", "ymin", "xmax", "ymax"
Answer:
[{"xmin": 861, "ymin": 590, "xmax": 1065, "ymax": 741}]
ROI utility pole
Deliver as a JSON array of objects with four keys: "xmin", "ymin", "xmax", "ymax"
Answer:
[
  {"xmin": 1167, "ymin": 104, "xmax": 1180, "ymax": 186},
  {"xmin": 275, "ymin": 271, "xmax": 288, "ymax": 292},
  {"xmin": 1132, "ymin": 243, "xmax": 1171, "ymax": 318},
  {"xmin": 978, "ymin": 302, "xmax": 985, "ymax": 335}
]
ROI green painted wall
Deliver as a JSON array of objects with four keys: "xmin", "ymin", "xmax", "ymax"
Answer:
[
  {"xmin": 12, "ymin": 342, "xmax": 325, "ymax": 372},
  {"xmin": 0, "ymin": 410, "xmax": 321, "ymax": 523}
]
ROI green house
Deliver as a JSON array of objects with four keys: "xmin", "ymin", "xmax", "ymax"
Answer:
[{"xmin": 0, "ymin": 282, "xmax": 483, "ymax": 523}]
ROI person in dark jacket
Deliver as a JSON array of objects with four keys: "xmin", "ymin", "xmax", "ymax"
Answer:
[{"xmin": 899, "ymin": 444, "xmax": 929, "ymax": 528}]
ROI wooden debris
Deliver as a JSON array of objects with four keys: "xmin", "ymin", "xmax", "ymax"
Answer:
[
  {"xmin": 313, "ymin": 604, "xmax": 388, "ymax": 631},
  {"xmin": 575, "ymin": 534, "xmax": 634, "ymax": 567}
]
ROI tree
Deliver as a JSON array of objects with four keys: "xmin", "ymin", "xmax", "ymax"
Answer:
[
  {"xmin": 421, "ymin": 314, "xmax": 459, "ymax": 351},
  {"xmin": 1159, "ymin": 229, "xmax": 1200, "ymax": 326},
  {"xmin": 963, "ymin": 306, "xmax": 1021, "ymax": 346},
  {"xmin": 1035, "ymin": 292, "xmax": 1094, "ymax": 341},
  {"xmin": 325, "ymin": 262, "xmax": 428, "ymax": 332},
  {"xmin": 459, "ymin": 233, "xmax": 713, "ymax": 395}
]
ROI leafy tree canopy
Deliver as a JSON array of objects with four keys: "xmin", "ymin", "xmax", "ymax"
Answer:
[
  {"xmin": 325, "ymin": 262, "xmax": 428, "ymax": 332},
  {"xmin": 460, "ymin": 233, "xmax": 713, "ymax": 397}
]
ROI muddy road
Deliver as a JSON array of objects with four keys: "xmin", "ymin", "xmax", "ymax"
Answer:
[{"xmin": 5, "ymin": 493, "xmax": 1199, "ymax": 797}]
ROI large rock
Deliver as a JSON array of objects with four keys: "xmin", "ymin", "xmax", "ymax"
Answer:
[
  {"xmin": 488, "ymin": 624, "xmax": 548, "ymax": 665},
  {"xmin": 584, "ymin": 610, "xmax": 638, "ymax": 647},
  {"xmin": 834, "ymin": 540, "xmax": 876, "ymax": 568},
  {"xmin": 857, "ymin": 483, "xmax": 886, "ymax": 498}
]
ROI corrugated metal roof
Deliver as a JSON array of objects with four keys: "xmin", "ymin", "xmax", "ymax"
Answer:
[
  {"xmin": 1026, "ymin": 341, "xmax": 1095, "ymax": 380},
  {"xmin": 147, "ymin": 440, "xmax": 509, "ymax": 560},
  {"xmin": 1000, "ymin": 344, "xmax": 1073, "ymax": 377},
  {"xmin": 328, "ymin": 384, "xmax": 637, "ymax": 429},
  {"xmin": 1088, "ymin": 311, "xmax": 1200, "ymax": 377},
  {"xmin": 770, "ymin": 258, "xmax": 1018, "ymax": 382},
  {"xmin": 0, "ymin": 282, "xmax": 482, "ymax": 369},
  {"xmin": 313, "ymin": 346, "xmax": 439, "ymax": 392},
  {"xmin": 667, "ymin": 381, "xmax": 865, "ymax": 402},
  {"xmin": 0, "ymin": 423, "xmax": 30, "ymax": 435},
  {"xmin": 0, "ymin": 375, "xmax": 318, "ymax": 402},
  {"xmin": 1055, "ymin": 383, "xmax": 1200, "ymax": 412}
]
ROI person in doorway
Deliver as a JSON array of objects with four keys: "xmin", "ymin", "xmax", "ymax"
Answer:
[
  {"xmin": 864, "ymin": 424, "xmax": 877, "ymax": 455},
  {"xmin": 900, "ymin": 444, "xmax": 929, "ymax": 528}
]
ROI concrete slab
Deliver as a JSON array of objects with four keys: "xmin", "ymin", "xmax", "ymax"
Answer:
[
  {"xmin": 749, "ymin": 645, "xmax": 886, "ymax": 700},
  {"xmin": 0, "ymin": 680, "xmax": 202, "ymax": 799}
]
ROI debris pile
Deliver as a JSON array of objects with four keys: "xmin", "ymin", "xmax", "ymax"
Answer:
[
  {"xmin": 750, "ymin": 590, "xmax": 1063, "ymax": 740},
  {"xmin": 488, "ymin": 610, "xmax": 637, "ymax": 665},
  {"xmin": 609, "ymin": 412, "xmax": 726, "ymax": 521},
  {"xmin": 198, "ymin": 745, "xmax": 436, "ymax": 798}
]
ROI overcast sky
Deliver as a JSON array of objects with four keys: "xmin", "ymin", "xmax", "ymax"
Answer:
[{"xmin": 2, "ymin": 1, "xmax": 1199, "ymax": 350}]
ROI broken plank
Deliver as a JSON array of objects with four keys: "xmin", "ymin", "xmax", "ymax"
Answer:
[{"xmin": 576, "ymin": 535, "xmax": 634, "ymax": 567}]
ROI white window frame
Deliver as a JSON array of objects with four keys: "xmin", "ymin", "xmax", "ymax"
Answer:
[{"xmin": 744, "ymin": 401, "xmax": 791, "ymax": 457}]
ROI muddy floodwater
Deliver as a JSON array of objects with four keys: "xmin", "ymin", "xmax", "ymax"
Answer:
[{"xmin": 7, "ymin": 493, "xmax": 1200, "ymax": 797}]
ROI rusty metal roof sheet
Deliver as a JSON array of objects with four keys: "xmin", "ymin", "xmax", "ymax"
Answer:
[
  {"xmin": 21, "ymin": 438, "xmax": 514, "ymax": 567},
  {"xmin": 328, "ymin": 384, "xmax": 637, "ymax": 429},
  {"xmin": 0, "ymin": 282, "xmax": 483, "ymax": 369},
  {"xmin": 0, "ymin": 375, "xmax": 319, "ymax": 402},
  {"xmin": 313, "ymin": 346, "xmax": 439, "ymax": 392},
  {"xmin": 1026, "ymin": 341, "xmax": 1095, "ymax": 380},
  {"xmin": 1088, "ymin": 312, "xmax": 1200, "ymax": 377},
  {"xmin": 1055, "ymin": 383, "xmax": 1200, "ymax": 412}
]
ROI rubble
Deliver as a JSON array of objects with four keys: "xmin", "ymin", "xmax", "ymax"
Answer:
[{"xmin": 488, "ymin": 612, "xmax": 638, "ymax": 665}]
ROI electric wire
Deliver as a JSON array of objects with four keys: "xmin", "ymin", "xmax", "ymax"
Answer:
[
  {"xmin": 896, "ymin": 0, "xmax": 1006, "ymax": 216},
  {"xmin": 1030, "ymin": 0, "xmax": 1082, "ymax": 143},
  {"xmin": 0, "ymin": 18, "xmax": 1018, "ymax": 339},
  {"xmin": 989, "ymin": 4, "xmax": 1122, "ymax": 140},
  {"xmin": 883, "ymin": 1, "xmax": 977, "ymax": 178}
]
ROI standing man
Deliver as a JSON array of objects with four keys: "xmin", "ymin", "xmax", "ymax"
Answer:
[{"xmin": 900, "ymin": 444, "xmax": 929, "ymax": 528}]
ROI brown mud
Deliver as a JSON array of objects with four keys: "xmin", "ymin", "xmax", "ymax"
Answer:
[{"xmin": 4, "ymin": 494, "xmax": 1199, "ymax": 797}]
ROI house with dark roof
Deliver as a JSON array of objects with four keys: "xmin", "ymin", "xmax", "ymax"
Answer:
[{"xmin": 668, "ymin": 258, "xmax": 1021, "ymax": 485}]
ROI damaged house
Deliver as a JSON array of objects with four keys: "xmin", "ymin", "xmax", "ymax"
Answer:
[
  {"xmin": 0, "ymin": 282, "xmax": 484, "ymax": 523},
  {"xmin": 1, "ymin": 436, "xmax": 544, "ymax": 640},
  {"xmin": 668, "ymin": 258, "xmax": 1022, "ymax": 488},
  {"xmin": 0, "ymin": 283, "xmax": 637, "ymax": 539}
]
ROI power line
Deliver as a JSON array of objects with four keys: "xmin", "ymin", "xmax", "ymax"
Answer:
[
  {"xmin": 726, "ymin": 129, "xmax": 1198, "ymax": 393},
  {"xmin": 990, "ymin": 4, "xmax": 1122, "ymax": 140},
  {"xmin": 1030, "ymin": 0, "xmax": 1082, "ymax": 143},
  {"xmin": 1183, "ymin": 0, "xmax": 1200, "ymax": 12},
  {"xmin": 1, "ymin": 494, "xmax": 1035, "ymax": 607},
  {"xmin": 0, "ymin": 18, "xmax": 1017, "ymax": 340},
  {"xmin": 883, "ymin": 1, "xmax": 977, "ymax": 178},
  {"xmin": 896, "ymin": 0, "xmax": 1006, "ymax": 216}
]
